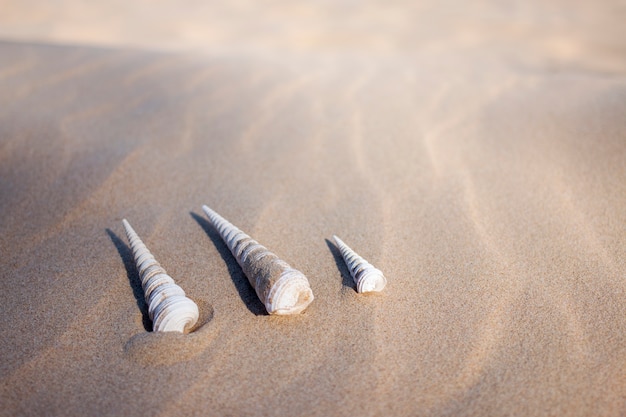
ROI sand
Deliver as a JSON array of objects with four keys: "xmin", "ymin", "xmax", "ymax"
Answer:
[{"xmin": 1, "ymin": 1, "xmax": 625, "ymax": 416}]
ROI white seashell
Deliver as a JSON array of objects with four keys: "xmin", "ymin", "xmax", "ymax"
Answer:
[
  {"xmin": 122, "ymin": 219, "xmax": 199, "ymax": 333},
  {"xmin": 333, "ymin": 235, "xmax": 387, "ymax": 293},
  {"xmin": 202, "ymin": 205, "xmax": 314, "ymax": 315}
]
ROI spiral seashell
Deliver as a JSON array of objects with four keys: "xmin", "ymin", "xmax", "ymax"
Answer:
[
  {"xmin": 202, "ymin": 205, "xmax": 314, "ymax": 315},
  {"xmin": 333, "ymin": 235, "xmax": 387, "ymax": 293},
  {"xmin": 122, "ymin": 219, "xmax": 199, "ymax": 333}
]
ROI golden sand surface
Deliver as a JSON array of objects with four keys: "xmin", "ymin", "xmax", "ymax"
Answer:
[{"xmin": 0, "ymin": 1, "xmax": 625, "ymax": 416}]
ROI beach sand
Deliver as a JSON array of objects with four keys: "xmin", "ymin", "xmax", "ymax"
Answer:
[{"xmin": 0, "ymin": 1, "xmax": 625, "ymax": 416}]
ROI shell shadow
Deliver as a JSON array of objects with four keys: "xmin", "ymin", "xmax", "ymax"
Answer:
[
  {"xmin": 190, "ymin": 211, "xmax": 267, "ymax": 315},
  {"xmin": 325, "ymin": 238, "xmax": 356, "ymax": 292},
  {"xmin": 106, "ymin": 228, "xmax": 152, "ymax": 331}
]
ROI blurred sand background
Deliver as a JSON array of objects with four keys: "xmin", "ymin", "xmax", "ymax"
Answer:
[{"xmin": 0, "ymin": 1, "xmax": 625, "ymax": 416}]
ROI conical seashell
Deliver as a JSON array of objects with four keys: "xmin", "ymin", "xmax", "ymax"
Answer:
[
  {"xmin": 122, "ymin": 219, "xmax": 199, "ymax": 333},
  {"xmin": 202, "ymin": 205, "xmax": 314, "ymax": 315},
  {"xmin": 333, "ymin": 235, "xmax": 387, "ymax": 293}
]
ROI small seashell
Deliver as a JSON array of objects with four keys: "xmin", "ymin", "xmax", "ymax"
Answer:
[
  {"xmin": 333, "ymin": 235, "xmax": 387, "ymax": 293},
  {"xmin": 202, "ymin": 205, "xmax": 314, "ymax": 315},
  {"xmin": 122, "ymin": 219, "xmax": 199, "ymax": 333}
]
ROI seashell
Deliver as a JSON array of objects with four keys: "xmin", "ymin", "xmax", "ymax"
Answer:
[
  {"xmin": 122, "ymin": 219, "xmax": 199, "ymax": 333},
  {"xmin": 202, "ymin": 205, "xmax": 314, "ymax": 315},
  {"xmin": 333, "ymin": 235, "xmax": 387, "ymax": 293}
]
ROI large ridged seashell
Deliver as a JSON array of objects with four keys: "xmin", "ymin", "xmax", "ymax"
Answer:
[
  {"xmin": 122, "ymin": 219, "xmax": 199, "ymax": 333},
  {"xmin": 202, "ymin": 205, "xmax": 314, "ymax": 315},
  {"xmin": 333, "ymin": 235, "xmax": 387, "ymax": 293}
]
